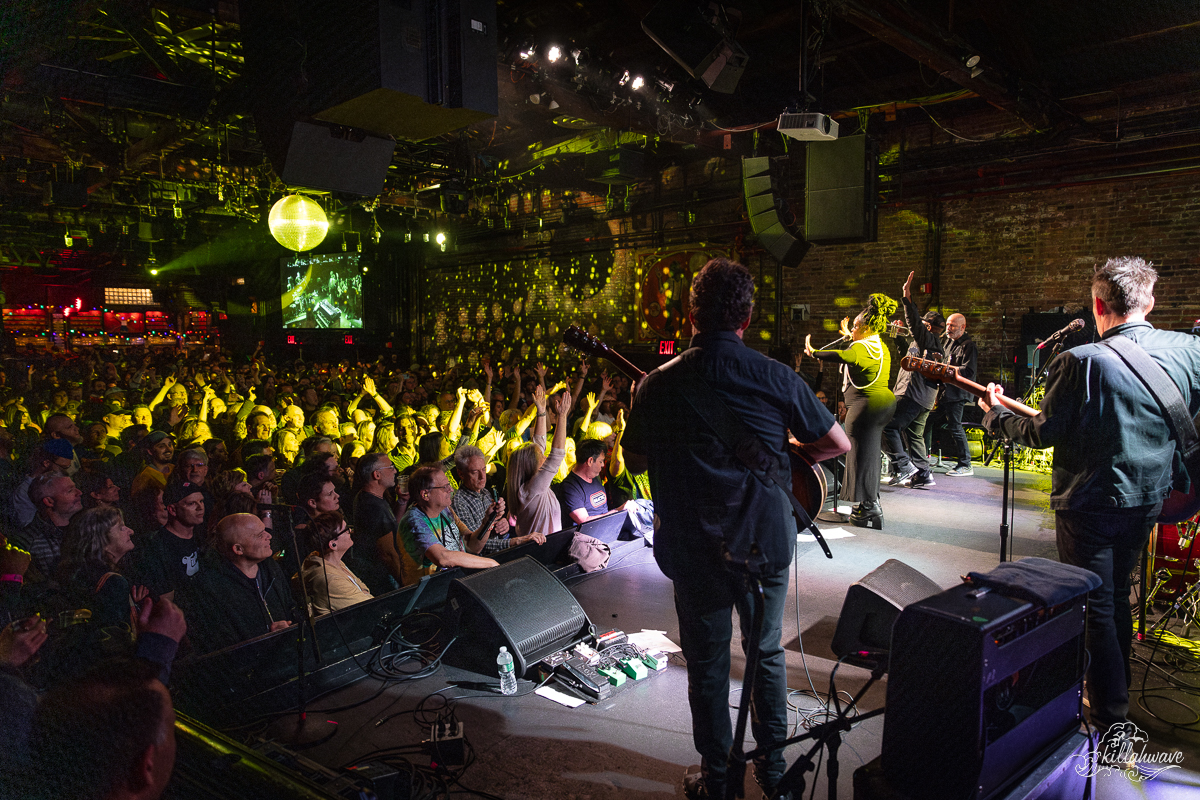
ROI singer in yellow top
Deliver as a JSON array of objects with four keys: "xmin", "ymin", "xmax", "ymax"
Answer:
[{"xmin": 806, "ymin": 293, "xmax": 898, "ymax": 528}]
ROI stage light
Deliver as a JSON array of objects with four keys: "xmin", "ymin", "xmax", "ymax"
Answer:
[
  {"xmin": 630, "ymin": 75, "xmax": 645, "ymax": 91},
  {"xmin": 618, "ymin": 70, "xmax": 631, "ymax": 86},
  {"xmin": 150, "ymin": 269, "xmax": 159, "ymax": 276},
  {"xmin": 268, "ymin": 195, "xmax": 328, "ymax": 252},
  {"xmin": 435, "ymin": 232, "xmax": 446, "ymax": 245},
  {"xmin": 547, "ymin": 45, "xmax": 562, "ymax": 63}
]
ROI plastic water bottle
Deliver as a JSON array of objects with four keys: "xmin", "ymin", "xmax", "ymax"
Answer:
[{"xmin": 497, "ymin": 646, "xmax": 517, "ymax": 695}]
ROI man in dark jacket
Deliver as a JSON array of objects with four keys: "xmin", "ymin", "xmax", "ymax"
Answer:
[
  {"xmin": 884, "ymin": 272, "xmax": 945, "ymax": 489},
  {"xmin": 981, "ymin": 256, "xmax": 1200, "ymax": 735},
  {"xmin": 936, "ymin": 311, "xmax": 978, "ymax": 476},
  {"xmin": 178, "ymin": 513, "xmax": 295, "ymax": 655}
]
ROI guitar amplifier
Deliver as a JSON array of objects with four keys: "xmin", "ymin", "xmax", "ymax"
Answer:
[{"xmin": 882, "ymin": 583, "xmax": 1086, "ymax": 800}]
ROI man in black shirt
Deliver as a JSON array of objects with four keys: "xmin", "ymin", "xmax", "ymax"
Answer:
[
  {"xmin": 127, "ymin": 482, "xmax": 205, "ymax": 600},
  {"xmin": 623, "ymin": 258, "xmax": 850, "ymax": 800},
  {"xmin": 981, "ymin": 256, "xmax": 1200, "ymax": 734},
  {"xmin": 178, "ymin": 513, "xmax": 295, "ymax": 654},
  {"xmin": 351, "ymin": 453, "xmax": 401, "ymax": 595},
  {"xmin": 558, "ymin": 439, "xmax": 614, "ymax": 530}
]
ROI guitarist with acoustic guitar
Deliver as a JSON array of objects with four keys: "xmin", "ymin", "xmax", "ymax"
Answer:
[
  {"xmin": 976, "ymin": 257, "xmax": 1200, "ymax": 740},
  {"xmin": 620, "ymin": 258, "xmax": 850, "ymax": 800}
]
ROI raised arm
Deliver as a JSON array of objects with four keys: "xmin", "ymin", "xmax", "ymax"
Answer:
[
  {"xmin": 609, "ymin": 408, "xmax": 627, "ymax": 479},
  {"xmin": 147, "ymin": 374, "xmax": 174, "ymax": 412}
]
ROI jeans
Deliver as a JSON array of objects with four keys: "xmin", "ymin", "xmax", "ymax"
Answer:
[
  {"xmin": 930, "ymin": 400, "xmax": 971, "ymax": 467},
  {"xmin": 674, "ymin": 561, "xmax": 791, "ymax": 790},
  {"xmin": 1055, "ymin": 505, "xmax": 1158, "ymax": 730},
  {"xmin": 883, "ymin": 396, "xmax": 931, "ymax": 474}
]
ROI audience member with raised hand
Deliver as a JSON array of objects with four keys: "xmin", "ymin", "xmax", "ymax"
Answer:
[{"xmin": 506, "ymin": 386, "xmax": 570, "ymax": 541}]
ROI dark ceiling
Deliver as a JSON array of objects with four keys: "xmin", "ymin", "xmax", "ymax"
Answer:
[{"xmin": 1, "ymin": 0, "xmax": 1197, "ymax": 282}]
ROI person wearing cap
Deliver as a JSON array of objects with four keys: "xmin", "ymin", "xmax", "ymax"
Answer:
[
  {"xmin": 100, "ymin": 401, "xmax": 132, "ymax": 452},
  {"xmin": 883, "ymin": 272, "xmax": 945, "ymax": 490},
  {"xmin": 131, "ymin": 431, "xmax": 174, "ymax": 499},
  {"xmin": 126, "ymin": 481, "xmax": 205, "ymax": 600}
]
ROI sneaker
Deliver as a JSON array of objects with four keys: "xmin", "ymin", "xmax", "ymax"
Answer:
[
  {"xmin": 946, "ymin": 466, "xmax": 974, "ymax": 477},
  {"xmin": 888, "ymin": 466, "xmax": 917, "ymax": 486},
  {"xmin": 906, "ymin": 471, "xmax": 936, "ymax": 489}
]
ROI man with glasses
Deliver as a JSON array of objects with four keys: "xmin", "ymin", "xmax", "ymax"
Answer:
[{"xmin": 395, "ymin": 464, "xmax": 500, "ymax": 587}]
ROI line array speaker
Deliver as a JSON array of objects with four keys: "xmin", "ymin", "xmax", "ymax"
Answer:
[
  {"xmin": 741, "ymin": 157, "xmax": 810, "ymax": 266},
  {"xmin": 805, "ymin": 135, "xmax": 878, "ymax": 243}
]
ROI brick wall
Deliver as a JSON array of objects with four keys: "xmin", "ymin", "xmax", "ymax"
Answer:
[{"xmin": 419, "ymin": 165, "xmax": 1200, "ymax": 390}]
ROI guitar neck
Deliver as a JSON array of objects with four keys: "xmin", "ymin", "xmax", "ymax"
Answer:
[
  {"xmin": 900, "ymin": 354, "xmax": 1040, "ymax": 417},
  {"xmin": 600, "ymin": 349, "xmax": 647, "ymax": 383},
  {"xmin": 951, "ymin": 375, "xmax": 1041, "ymax": 417}
]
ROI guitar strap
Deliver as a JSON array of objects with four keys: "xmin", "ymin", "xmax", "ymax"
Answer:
[
  {"xmin": 1100, "ymin": 335, "xmax": 1200, "ymax": 485},
  {"xmin": 672, "ymin": 356, "xmax": 833, "ymax": 560}
]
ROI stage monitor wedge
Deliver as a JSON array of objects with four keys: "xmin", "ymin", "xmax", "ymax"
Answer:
[
  {"xmin": 805, "ymin": 135, "xmax": 878, "ymax": 243},
  {"xmin": 831, "ymin": 559, "xmax": 941, "ymax": 667},
  {"xmin": 445, "ymin": 556, "xmax": 593, "ymax": 677}
]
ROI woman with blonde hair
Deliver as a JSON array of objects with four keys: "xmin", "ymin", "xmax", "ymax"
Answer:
[{"xmin": 506, "ymin": 386, "xmax": 570, "ymax": 541}]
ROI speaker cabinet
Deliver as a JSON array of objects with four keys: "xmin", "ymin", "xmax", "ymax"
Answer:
[
  {"xmin": 280, "ymin": 122, "xmax": 396, "ymax": 196},
  {"xmin": 641, "ymin": 0, "xmax": 747, "ymax": 94},
  {"xmin": 882, "ymin": 583, "xmax": 1087, "ymax": 800},
  {"xmin": 446, "ymin": 556, "xmax": 593, "ymax": 676},
  {"xmin": 831, "ymin": 559, "xmax": 941, "ymax": 665},
  {"xmin": 805, "ymin": 135, "xmax": 877, "ymax": 243},
  {"xmin": 741, "ymin": 157, "xmax": 810, "ymax": 266}
]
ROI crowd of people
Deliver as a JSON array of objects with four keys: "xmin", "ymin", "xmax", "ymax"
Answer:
[{"xmin": 0, "ymin": 339, "xmax": 646, "ymax": 797}]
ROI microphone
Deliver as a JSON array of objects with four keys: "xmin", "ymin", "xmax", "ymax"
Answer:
[{"xmin": 1036, "ymin": 318, "xmax": 1085, "ymax": 350}]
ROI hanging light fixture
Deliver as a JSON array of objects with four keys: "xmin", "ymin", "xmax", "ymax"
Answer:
[{"xmin": 268, "ymin": 195, "xmax": 329, "ymax": 252}]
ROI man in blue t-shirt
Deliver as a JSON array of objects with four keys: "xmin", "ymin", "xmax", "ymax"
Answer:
[{"xmin": 558, "ymin": 439, "xmax": 615, "ymax": 530}]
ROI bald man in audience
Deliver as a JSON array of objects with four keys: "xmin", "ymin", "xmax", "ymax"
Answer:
[{"xmin": 177, "ymin": 513, "xmax": 295, "ymax": 654}]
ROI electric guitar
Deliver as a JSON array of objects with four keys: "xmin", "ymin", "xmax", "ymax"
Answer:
[
  {"xmin": 562, "ymin": 325, "xmax": 828, "ymax": 519},
  {"xmin": 900, "ymin": 354, "xmax": 1200, "ymax": 523}
]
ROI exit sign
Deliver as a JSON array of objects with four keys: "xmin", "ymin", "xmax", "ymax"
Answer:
[{"xmin": 658, "ymin": 340, "xmax": 676, "ymax": 355}]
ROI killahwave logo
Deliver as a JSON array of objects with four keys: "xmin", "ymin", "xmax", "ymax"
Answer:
[{"xmin": 1070, "ymin": 722, "xmax": 1184, "ymax": 780}]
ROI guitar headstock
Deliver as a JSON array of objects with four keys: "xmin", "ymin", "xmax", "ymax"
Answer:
[
  {"xmin": 562, "ymin": 325, "xmax": 609, "ymax": 359},
  {"xmin": 899, "ymin": 354, "xmax": 958, "ymax": 381}
]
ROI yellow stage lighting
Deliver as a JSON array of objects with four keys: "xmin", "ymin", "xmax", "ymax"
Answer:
[{"xmin": 269, "ymin": 195, "xmax": 328, "ymax": 252}]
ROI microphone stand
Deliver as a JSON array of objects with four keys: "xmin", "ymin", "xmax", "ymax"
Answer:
[{"xmin": 259, "ymin": 501, "xmax": 326, "ymax": 742}]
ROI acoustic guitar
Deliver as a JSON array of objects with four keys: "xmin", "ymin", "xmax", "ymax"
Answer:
[
  {"xmin": 562, "ymin": 325, "xmax": 828, "ymax": 520},
  {"xmin": 900, "ymin": 354, "xmax": 1200, "ymax": 523}
]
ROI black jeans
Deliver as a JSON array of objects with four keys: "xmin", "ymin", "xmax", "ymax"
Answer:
[
  {"xmin": 883, "ymin": 396, "xmax": 931, "ymax": 474},
  {"xmin": 1055, "ymin": 505, "xmax": 1158, "ymax": 730},
  {"xmin": 930, "ymin": 400, "xmax": 971, "ymax": 468},
  {"xmin": 674, "ymin": 561, "xmax": 791, "ymax": 791}
]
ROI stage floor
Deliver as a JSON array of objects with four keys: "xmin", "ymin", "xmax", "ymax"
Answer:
[{"xmin": 257, "ymin": 464, "xmax": 1200, "ymax": 799}]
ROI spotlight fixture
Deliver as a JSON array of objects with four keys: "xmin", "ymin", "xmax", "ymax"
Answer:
[
  {"xmin": 970, "ymin": 65, "xmax": 984, "ymax": 78},
  {"xmin": 547, "ymin": 45, "xmax": 562, "ymax": 63},
  {"xmin": 618, "ymin": 70, "xmax": 631, "ymax": 86},
  {"xmin": 150, "ymin": 269, "xmax": 159, "ymax": 276},
  {"xmin": 965, "ymin": 54, "xmax": 981, "ymax": 68},
  {"xmin": 630, "ymin": 75, "xmax": 645, "ymax": 91},
  {"xmin": 435, "ymin": 232, "xmax": 447, "ymax": 245}
]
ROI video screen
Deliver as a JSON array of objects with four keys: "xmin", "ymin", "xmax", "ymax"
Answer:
[{"xmin": 281, "ymin": 253, "xmax": 364, "ymax": 329}]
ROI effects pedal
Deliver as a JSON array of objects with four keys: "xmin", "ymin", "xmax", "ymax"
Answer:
[{"xmin": 555, "ymin": 655, "xmax": 612, "ymax": 702}]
